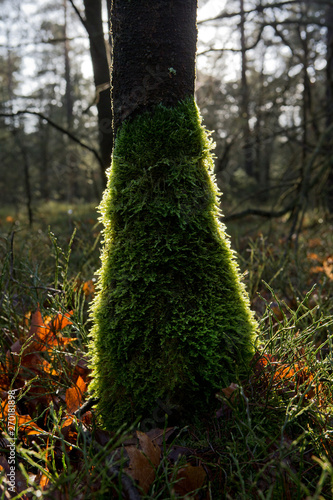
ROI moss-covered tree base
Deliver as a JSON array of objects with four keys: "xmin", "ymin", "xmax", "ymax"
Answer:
[{"xmin": 89, "ymin": 98, "xmax": 257, "ymax": 430}]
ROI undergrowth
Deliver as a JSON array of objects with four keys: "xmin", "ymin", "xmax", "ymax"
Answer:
[{"xmin": 0, "ymin": 206, "xmax": 332, "ymax": 498}]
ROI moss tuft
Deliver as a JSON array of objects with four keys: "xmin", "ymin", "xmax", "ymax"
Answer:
[{"xmin": 88, "ymin": 97, "xmax": 257, "ymax": 430}]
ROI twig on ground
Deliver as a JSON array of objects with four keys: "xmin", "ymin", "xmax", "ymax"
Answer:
[{"xmin": 74, "ymin": 397, "xmax": 100, "ymax": 418}]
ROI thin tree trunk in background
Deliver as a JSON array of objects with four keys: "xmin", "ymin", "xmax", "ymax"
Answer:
[
  {"xmin": 63, "ymin": 0, "xmax": 77, "ymax": 202},
  {"xmin": 39, "ymin": 118, "xmax": 50, "ymax": 200},
  {"xmin": 111, "ymin": 0, "xmax": 197, "ymax": 135},
  {"xmin": 63, "ymin": 0, "xmax": 73, "ymax": 130},
  {"xmin": 15, "ymin": 131, "xmax": 33, "ymax": 227},
  {"xmin": 239, "ymin": 0, "xmax": 253, "ymax": 178},
  {"xmin": 83, "ymin": 0, "xmax": 113, "ymax": 186},
  {"xmin": 23, "ymin": 149, "xmax": 33, "ymax": 227},
  {"xmin": 326, "ymin": 3, "xmax": 333, "ymax": 213},
  {"xmin": 327, "ymin": 6, "xmax": 333, "ymax": 127},
  {"xmin": 288, "ymin": 26, "xmax": 311, "ymax": 237},
  {"xmin": 6, "ymin": 29, "xmax": 14, "ymax": 113},
  {"xmin": 254, "ymin": 59, "xmax": 270, "ymax": 198},
  {"xmin": 300, "ymin": 27, "xmax": 309, "ymax": 168}
]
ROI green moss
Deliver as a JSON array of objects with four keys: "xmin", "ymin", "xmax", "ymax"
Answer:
[{"xmin": 88, "ymin": 97, "xmax": 257, "ymax": 430}]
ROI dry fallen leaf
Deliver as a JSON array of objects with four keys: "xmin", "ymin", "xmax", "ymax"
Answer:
[
  {"xmin": 174, "ymin": 464, "xmax": 207, "ymax": 498},
  {"xmin": 12, "ymin": 308, "xmax": 76, "ymax": 357},
  {"xmin": 125, "ymin": 446, "xmax": 155, "ymax": 493},
  {"xmin": 0, "ymin": 399, "xmax": 45, "ymax": 435},
  {"xmin": 146, "ymin": 427, "xmax": 175, "ymax": 447},
  {"xmin": 220, "ymin": 382, "xmax": 239, "ymax": 401},
  {"xmin": 61, "ymin": 415, "xmax": 78, "ymax": 448},
  {"xmin": 125, "ymin": 431, "xmax": 161, "ymax": 493},
  {"xmin": 36, "ymin": 471, "xmax": 50, "ymax": 492},
  {"xmin": 66, "ymin": 376, "xmax": 87, "ymax": 414},
  {"xmin": 136, "ymin": 430, "xmax": 161, "ymax": 467},
  {"xmin": 323, "ymin": 255, "xmax": 333, "ymax": 280}
]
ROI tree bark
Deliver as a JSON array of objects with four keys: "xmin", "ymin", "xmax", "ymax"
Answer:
[{"xmin": 111, "ymin": 0, "xmax": 197, "ymax": 135}]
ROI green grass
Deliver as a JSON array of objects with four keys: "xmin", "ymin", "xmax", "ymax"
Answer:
[
  {"xmin": 0, "ymin": 201, "xmax": 101, "ymax": 287},
  {"xmin": 0, "ymin": 203, "xmax": 332, "ymax": 498}
]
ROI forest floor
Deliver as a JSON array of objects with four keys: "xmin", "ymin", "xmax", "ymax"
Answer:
[{"xmin": 0, "ymin": 201, "xmax": 332, "ymax": 499}]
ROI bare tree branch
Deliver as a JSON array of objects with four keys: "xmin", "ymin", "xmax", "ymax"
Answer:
[
  {"xmin": 198, "ymin": 24, "xmax": 266, "ymax": 56},
  {"xmin": 198, "ymin": 0, "xmax": 330, "ymax": 24},
  {"xmin": 224, "ymin": 203, "xmax": 295, "ymax": 222},
  {"xmin": 67, "ymin": 0, "xmax": 88, "ymax": 32},
  {"xmin": 0, "ymin": 110, "xmax": 104, "ymax": 169}
]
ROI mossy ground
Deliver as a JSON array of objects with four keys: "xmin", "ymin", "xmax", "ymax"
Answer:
[{"xmin": 88, "ymin": 98, "xmax": 257, "ymax": 430}]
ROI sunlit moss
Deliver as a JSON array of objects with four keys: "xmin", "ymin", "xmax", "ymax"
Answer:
[{"xmin": 88, "ymin": 97, "xmax": 257, "ymax": 430}]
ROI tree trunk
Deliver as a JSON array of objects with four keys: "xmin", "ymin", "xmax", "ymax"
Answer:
[
  {"xmin": 239, "ymin": 0, "xmax": 253, "ymax": 177},
  {"xmin": 111, "ymin": 1, "xmax": 197, "ymax": 135},
  {"xmin": 326, "ymin": 3, "xmax": 333, "ymax": 212},
  {"xmin": 39, "ymin": 118, "xmax": 50, "ymax": 200},
  {"xmin": 89, "ymin": 0, "xmax": 257, "ymax": 431},
  {"xmin": 254, "ymin": 60, "xmax": 269, "ymax": 196},
  {"xmin": 83, "ymin": 0, "xmax": 113, "ymax": 186},
  {"xmin": 63, "ymin": 0, "xmax": 73, "ymax": 130},
  {"xmin": 15, "ymin": 130, "xmax": 33, "ymax": 227}
]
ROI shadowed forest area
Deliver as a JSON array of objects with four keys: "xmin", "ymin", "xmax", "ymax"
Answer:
[{"xmin": 0, "ymin": 0, "xmax": 333, "ymax": 498}]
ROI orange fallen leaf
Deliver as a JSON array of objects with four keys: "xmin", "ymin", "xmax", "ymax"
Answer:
[
  {"xmin": 66, "ymin": 376, "xmax": 87, "ymax": 414},
  {"xmin": 0, "ymin": 399, "xmax": 45, "ymax": 435},
  {"xmin": 307, "ymin": 252, "xmax": 321, "ymax": 261},
  {"xmin": 82, "ymin": 280, "xmax": 95, "ymax": 297},
  {"xmin": 47, "ymin": 311, "xmax": 73, "ymax": 332},
  {"xmin": 61, "ymin": 415, "xmax": 78, "ymax": 445},
  {"xmin": 41, "ymin": 359, "xmax": 59, "ymax": 376},
  {"xmin": 310, "ymin": 265, "xmax": 324, "ymax": 275},
  {"xmin": 0, "ymin": 361, "xmax": 9, "ymax": 390},
  {"xmin": 252, "ymin": 353, "xmax": 275, "ymax": 375},
  {"xmin": 62, "ymin": 415, "xmax": 75, "ymax": 431},
  {"xmin": 37, "ymin": 471, "xmax": 50, "ymax": 491},
  {"xmin": 253, "ymin": 353, "xmax": 317, "ymax": 399},
  {"xmin": 23, "ymin": 307, "xmax": 76, "ymax": 354},
  {"xmin": 16, "ymin": 415, "xmax": 46, "ymax": 435},
  {"xmin": 323, "ymin": 256, "xmax": 333, "ymax": 280}
]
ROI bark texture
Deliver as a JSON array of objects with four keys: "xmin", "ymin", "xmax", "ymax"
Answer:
[{"xmin": 111, "ymin": 0, "xmax": 197, "ymax": 135}]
